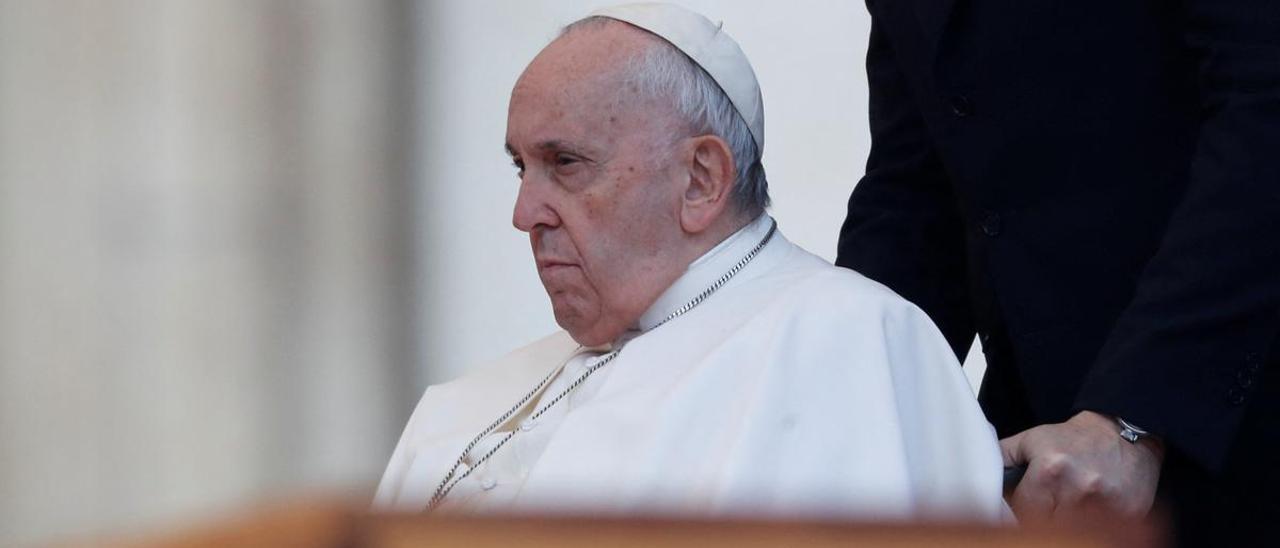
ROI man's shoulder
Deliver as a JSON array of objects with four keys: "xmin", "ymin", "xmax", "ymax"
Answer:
[{"xmin": 771, "ymin": 245, "xmax": 922, "ymax": 318}]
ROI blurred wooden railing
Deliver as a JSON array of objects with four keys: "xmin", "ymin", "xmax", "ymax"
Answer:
[{"xmin": 85, "ymin": 499, "xmax": 1165, "ymax": 548}]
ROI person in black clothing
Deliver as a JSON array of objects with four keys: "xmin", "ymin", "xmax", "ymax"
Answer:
[{"xmin": 835, "ymin": 1, "xmax": 1279, "ymax": 545}]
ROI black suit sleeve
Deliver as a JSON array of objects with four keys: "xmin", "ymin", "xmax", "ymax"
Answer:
[
  {"xmin": 835, "ymin": 13, "xmax": 975, "ymax": 360},
  {"xmin": 1075, "ymin": 0, "xmax": 1280, "ymax": 473}
]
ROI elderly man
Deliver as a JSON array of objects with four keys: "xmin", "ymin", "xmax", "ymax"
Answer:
[{"xmin": 375, "ymin": 3, "xmax": 1003, "ymax": 520}]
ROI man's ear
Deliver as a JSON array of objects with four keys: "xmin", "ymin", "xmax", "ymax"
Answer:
[{"xmin": 680, "ymin": 135, "xmax": 736, "ymax": 234}]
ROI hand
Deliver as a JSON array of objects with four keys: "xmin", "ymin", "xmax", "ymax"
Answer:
[{"xmin": 1000, "ymin": 410, "xmax": 1164, "ymax": 524}]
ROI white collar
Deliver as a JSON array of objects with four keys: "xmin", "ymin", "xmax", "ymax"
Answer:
[{"xmin": 627, "ymin": 214, "xmax": 775, "ymax": 338}]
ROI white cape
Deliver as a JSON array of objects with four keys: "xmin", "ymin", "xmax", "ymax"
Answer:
[{"xmin": 374, "ymin": 216, "xmax": 1006, "ymax": 521}]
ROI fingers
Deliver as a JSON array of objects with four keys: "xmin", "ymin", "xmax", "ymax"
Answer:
[
  {"xmin": 1044, "ymin": 458, "xmax": 1113, "ymax": 522},
  {"xmin": 1010, "ymin": 457, "xmax": 1058, "ymax": 524},
  {"xmin": 1002, "ymin": 426, "xmax": 1106, "ymax": 523},
  {"xmin": 999, "ymin": 418, "xmax": 1163, "ymax": 526},
  {"xmin": 999, "ymin": 430, "xmax": 1026, "ymax": 468},
  {"xmin": 1001, "ymin": 428, "xmax": 1055, "ymax": 522}
]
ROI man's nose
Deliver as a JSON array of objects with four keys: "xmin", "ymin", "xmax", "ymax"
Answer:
[{"xmin": 512, "ymin": 177, "xmax": 558, "ymax": 233}]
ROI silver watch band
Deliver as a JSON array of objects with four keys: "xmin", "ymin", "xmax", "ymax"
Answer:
[{"xmin": 1116, "ymin": 416, "xmax": 1150, "ymax": 444}]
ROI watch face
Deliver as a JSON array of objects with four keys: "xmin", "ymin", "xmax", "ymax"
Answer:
[{"xmin": 1115, "ymin": 417, "xmax": 1148, "ymax": 444}]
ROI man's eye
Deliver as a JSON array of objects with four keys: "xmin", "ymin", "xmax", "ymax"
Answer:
[
  {"xmin": 511, "ymin": 159, "xmax": 525, "ymax": 176},
  {"xmin": 555, "ymin": 154, "xmax": 579, "ymax": 167}
]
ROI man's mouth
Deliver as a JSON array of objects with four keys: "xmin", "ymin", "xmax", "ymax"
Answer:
[{"xmin": 536, "ymin": 258, "xmax": 578, "ymax": 272}]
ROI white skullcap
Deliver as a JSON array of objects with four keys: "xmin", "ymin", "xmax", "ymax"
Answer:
[{"xmin": 588, "ymin": 3, "xmax": 765, "ymax": 151}]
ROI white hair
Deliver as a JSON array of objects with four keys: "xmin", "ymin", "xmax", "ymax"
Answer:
[{"xmin": 561, "ymin": 17, "xmax": 770, "ymax": 215}]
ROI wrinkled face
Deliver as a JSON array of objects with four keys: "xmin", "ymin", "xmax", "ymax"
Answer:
[{"xmin": 507, "ymin": 24, "xmax": 691, "ymax": 346}]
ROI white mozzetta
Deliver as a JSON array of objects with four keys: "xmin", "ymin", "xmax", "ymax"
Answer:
[{"xmin": 375, "ymin": 216, "xmax": 1005, "ymax": 521}]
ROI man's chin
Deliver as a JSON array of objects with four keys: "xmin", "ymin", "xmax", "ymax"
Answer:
[
  {"xmin": 556, "ymin": 315, "xmax": 617, "ymax": 347},
  {"xmin": 566, "ymin": 331, "xmax": 609, "ymax": 346},
  {"xmin": 558, "ymin": 317, "xmax": 605, "ymax": 346},
  {"xmin": 547, "ymin": 293, "xmax": 625, "ymax": 345}
]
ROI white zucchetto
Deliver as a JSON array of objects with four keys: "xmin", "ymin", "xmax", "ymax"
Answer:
[{"xmin": 588, "ymin": 2, "xmax": 765, "ymax": 151}]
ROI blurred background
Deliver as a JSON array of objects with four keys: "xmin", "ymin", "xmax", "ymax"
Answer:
[{"xmin": 0, "ymin": 1, "xmax": 984, "ymax": 545}]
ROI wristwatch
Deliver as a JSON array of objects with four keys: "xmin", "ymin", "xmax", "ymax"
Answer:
[{"xmin": 1115, "ymin": 416, "xmax": 1151, "ymax": 444}]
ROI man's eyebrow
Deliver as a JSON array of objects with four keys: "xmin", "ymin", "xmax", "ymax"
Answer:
[
  {"xmin": 538, "ymin": 140, "xmax": 600, "ymax": 159},
  {"xmin": 534, "ymin": 140, "xmax": 574, "ymax": 152},
  {"xmin": 505, "ymin": 140, "xmax": 594, "ymax": 156}
]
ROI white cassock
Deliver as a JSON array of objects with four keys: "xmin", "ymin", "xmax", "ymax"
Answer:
[{"xmin": 374, "ymin": 215, "xmax": 1007, "ymax": 521}]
